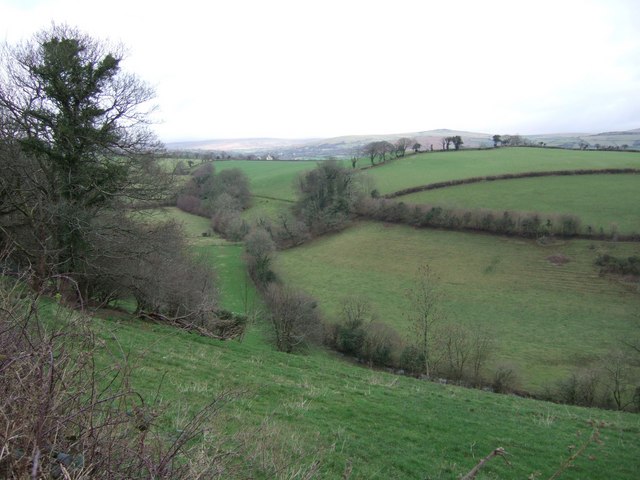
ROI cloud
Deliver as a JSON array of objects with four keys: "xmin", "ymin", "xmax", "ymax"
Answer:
[{"xmin": 2, "ymin": 0, "xmax": 639, "ymax": 140}]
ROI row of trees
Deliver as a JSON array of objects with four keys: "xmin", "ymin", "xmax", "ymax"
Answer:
[{"xmin": 361, "ymin": 137, "xmax": 420, "ymax": 165}]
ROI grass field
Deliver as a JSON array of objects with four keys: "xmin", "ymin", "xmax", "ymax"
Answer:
[
  {"xmin": 214, "ymin": 160, "xmax": 318, "ymax": 201},
  {"xmin": 92, "ymin": 308, "xmax": 640, "ymax": 479},
  {"xmin": 397, "ymin": 173, "xmax": 640, "ymax": 235},
  {"xmin": 274, "ymin": 222, "xmax": 640, "ymax": 391},
  {"xmin": 365, "ymin": 148, "xmax": 640, "ymax": 195}
]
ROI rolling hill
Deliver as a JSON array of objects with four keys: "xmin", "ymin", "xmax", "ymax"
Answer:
[{"xmin": 165, "ymin": 128, "xmax": 640, "ymax": 159}]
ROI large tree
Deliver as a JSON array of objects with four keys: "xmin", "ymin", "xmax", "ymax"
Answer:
[{"xmin": 0, "ymin": 25, "xmax": 170, "ymax": 300}]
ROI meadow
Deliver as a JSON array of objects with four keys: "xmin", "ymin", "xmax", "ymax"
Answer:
[
  {"xmin": 364, "ymin": 148, "xmax": 640, "ymax": 195},
  {"xmin": 397, "ymin": 173, "xmax": 640, "ymax": 234},
  {"xmin": 274, "ymin": 222, "xmax": 640, "ymax": 391}
]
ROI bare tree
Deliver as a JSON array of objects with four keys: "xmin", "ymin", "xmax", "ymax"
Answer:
[
  {"xmin": 602, "ymin": 350, "xmax": 632, "ymax": 410},
  {"xmin": 405, "ymin": 265, "xmax": 444, "ymax": 377},
  {"xmin": 394, "ymin": 137, "xmax": 415, "ymax": 157}
]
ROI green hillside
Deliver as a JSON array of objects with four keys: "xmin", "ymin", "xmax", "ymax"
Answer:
[{"xmin": 94, "ymin": 309, "xmax": 640, "ymax": 479}]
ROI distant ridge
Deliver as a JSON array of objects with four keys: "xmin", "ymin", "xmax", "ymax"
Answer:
[{"xmin": 165, "ymin": 127, "xmax": 640, "ymax": 159}]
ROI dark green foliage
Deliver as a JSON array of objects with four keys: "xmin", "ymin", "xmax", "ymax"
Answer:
[
  {"xmin": 294, "ymin": 160, "xmax": 359, "ymax": 236},
  {"xmin": 244, "ymin": 228, "xmax": 276, "ymax": 286},
  {"xmin": 595, "ymin": 254, "xmax": 640, "ymax": 276},
  {"xmin": 336, "ymin": 321, "xmax": 367, "ymax": 356},
  {"xmin": 399, "ymin": 345, "xmax": 426, "ymax": 375}
]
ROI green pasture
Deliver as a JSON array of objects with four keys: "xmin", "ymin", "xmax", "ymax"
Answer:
[
  {"xmin": 274, "ymin": 222, "xmax": 640, "ymax": 391},
  {"xmin": 398, "ymin": 173, "xmax": 640, "ymax": 235},
  {"xmin": 91, "ymin": 307, "xmax": 640, "ymax": 479},
  {"xmin": 365, "ymin": 148, "xmax": 640, "ymax": 195},
  {"xmin": 214, "ymin": 160, "xmax": 318, "ymax": 201},
  {"xmin": 138, "ymin": 207, "xmax": 217, "ymax": 244}
]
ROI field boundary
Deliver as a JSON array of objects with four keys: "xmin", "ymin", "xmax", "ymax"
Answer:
[{"xmin": 385, "ymin": 168, "xmax": 640, "ymax": 198}]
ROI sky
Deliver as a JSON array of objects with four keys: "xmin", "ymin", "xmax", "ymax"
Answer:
[{"xmin": 1, "ymin": 0, "xmax": 639, "ymax": 142}]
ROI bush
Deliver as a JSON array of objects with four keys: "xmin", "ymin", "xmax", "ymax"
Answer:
[
  {"xmin": 244, "ymin": 228, "xmax": 276, "ymax": 286},
  {"xmin": 360, "ymin": 322, "xmax": 402, "ymax": 367},
  {"xmin": 399, "ymin": 345, "xmax": 426, "ymax": 375},
  {"xmin": 595, "ymin": 254, "xmax": 640, "ymax": 276},
  {"xmin": 492, "ymin": 364, "xmax": 520, "ymax": 393},
  {"xmin": 263, "ymin": 284, "xmax": 323, "ymax": 353}
]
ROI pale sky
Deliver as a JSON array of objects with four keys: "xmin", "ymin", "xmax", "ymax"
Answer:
[{"xmin": 1, "ymin": 0, "xmax": 639, "ymax": 142}]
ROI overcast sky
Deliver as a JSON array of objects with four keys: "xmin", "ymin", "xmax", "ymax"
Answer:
[{"xmin": 1, "ymin": 0, "xmax": 639, "ymax": 141}]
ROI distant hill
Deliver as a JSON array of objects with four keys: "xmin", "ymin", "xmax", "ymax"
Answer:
[{"xmin": 165, "ymin": 128, "xmax": 640, "ymax": 159}]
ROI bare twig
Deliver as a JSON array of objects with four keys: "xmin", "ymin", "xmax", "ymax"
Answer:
[{"xmin": 460, "ymin": 447, "xmax": 510, "ymax": 480}]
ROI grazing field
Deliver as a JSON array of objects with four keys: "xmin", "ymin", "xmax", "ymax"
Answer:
[
  {"xmin": 398, "ymin": 174, "xmax": 640, "ymax": 235},
  {"xmin": 274, "ymin": 222, "xmax": 640, "ymax": 391},
  {"xmin": 214, "ymin": 160, "xmax": 318, "ymax": 201},
  {"xmin": 365, "ymin": 148, "xmax": 640, "ymax": 195},
  {"xmin": 93, "ymin": 309, "xmax": 640, "ymax": 479}
]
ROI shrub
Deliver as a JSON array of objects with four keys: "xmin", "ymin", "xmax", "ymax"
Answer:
[
  {"xmin": 263, "ymin": 284, "xmax": 323, "ymax": 353},
  {"xmin": 245, "ymin": 228, "xmax": 276, "ymax": 286},
  {"xmin": 399, "ymin": 345, "xmax": 426, "ymax": 375},
  {"xmin": 595, "ymin": 254, "xmax": 640, "ymax": 276},
  {"xmin": 492, "ymin": 364, "xmax": 520, "ymax": 393},
  {"xmin": 360, "ymin": 322, "xmax": 402, "ymax": 367}
]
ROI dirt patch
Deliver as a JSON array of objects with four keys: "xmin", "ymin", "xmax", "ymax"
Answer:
[{"xmin": 547, "ymin": 253, "xmax": 570, "ymax": 266}]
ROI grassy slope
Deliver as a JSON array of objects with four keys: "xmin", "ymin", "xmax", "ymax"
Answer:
[
  {"xmin": 274, "ymin": 222, "xmax": 640, "ymax": 390},
  {"xmin": 366, "ymin": 148, "xmax": 640, "ymax": 195},
  {"xmin": 398, "ymin": 174, "xmax": 640, "ymax": 234},
  {"xmin": 94, "ymin": 311, "xmax": 640, "ymax": 479}
]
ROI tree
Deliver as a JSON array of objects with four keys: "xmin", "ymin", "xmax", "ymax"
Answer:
[
  {"xmin": 294, "ymin": 160, "xmax": 359, "ymax": 235},
  {"xmin": 492, "ymin": 135, "xmax": 501, "ymax": 147},
  {"xmin": 362, "ymin": 142, "xmax": 378, "ymax": 165},
  {"xmin": 244, "ymin": 227, "xmax": 276, "ymax": 286},
  {"xmin": 452, "ymin": 135, "xmax": 464, "ymax": 150},
  {"xmin": 394, "ymin": 137, "xmax": 414, "ymax": 157},
  {"xmin": 405, "ymin": 265, "xmax": 444, "ymax": 377},
  {"xmin": 374, "ymin": 141, "xmax": 395, "ymax": 162},
  {"xmin": 0, "ymin": 25, "xmax": 169, "ymax": 301},
  {"xmin": 412, "ymin": 142, "xmax": 421, "ymax": 153}
]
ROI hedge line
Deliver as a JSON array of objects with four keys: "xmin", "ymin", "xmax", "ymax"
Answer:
[{"xmin": 385, "ymin": 168, "xmax": 640, "ymax": 199}]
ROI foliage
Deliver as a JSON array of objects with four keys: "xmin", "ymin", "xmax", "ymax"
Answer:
[
  {"xmin": 294, "ymin": 160, "xmax": 360, "ymax": 236},
  {"xmin": 595, "ymin": 254, "xmax": 640, "ymax": 276},
  {"xmin": 244, "ymin": 227, "xmax": 277, "ymax": 286}
]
